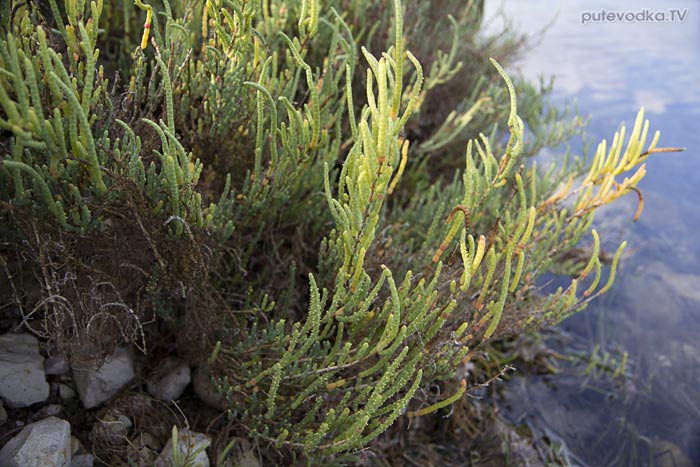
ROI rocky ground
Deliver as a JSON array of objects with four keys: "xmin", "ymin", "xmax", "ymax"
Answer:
[
  {"xmin": 0, "ymin": 332, "xmax": 253, "ymax": 467},
  {"xmin": 3, "ymin": 327, "xmax": 647, "ymax": 467},
  {"xmin": 0, "ymin": 329, "xmax": 561, "ymax": 467}
]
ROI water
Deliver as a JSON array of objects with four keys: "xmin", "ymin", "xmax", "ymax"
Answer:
[{"xmin": 483, "ymin": 1, "xmax": 700, "ymax": 465}]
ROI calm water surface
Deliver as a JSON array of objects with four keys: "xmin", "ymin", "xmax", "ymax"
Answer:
[{"xmin": 484, "ymin": 1, "xmax": 700, "ymax": 465}]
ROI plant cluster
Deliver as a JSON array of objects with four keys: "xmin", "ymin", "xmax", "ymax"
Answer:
[{"xmin": 0, "ymin": 0, "xmax": 675, "ymax": 462}]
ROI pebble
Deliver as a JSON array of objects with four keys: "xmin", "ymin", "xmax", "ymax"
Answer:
[
  {"xmin": 59, "ymin": 383, "xmax": 77, "ymax": 400},
  {"xmin": 147, "ymin": 357, "xmax": 191, "ymax": 401},
  {"xmin": 126, "ymin": 432, "xmax": 161, "ymax": 466},
  {"xmin": 70, "ymin": 454, "xmax": 94, "ymax": 467},
  {"xmin": 0, "ymin": 333, "xmax": 50, "ymax": 408},
  {"xmin": 94, "ymin": 413, "xmax": 133, "ymax": 445},
  {"xmin": 45, "ymin": 354, "xmax": 71, "ymax": 376},
  {"xmin": 0, "ymin": 416, "xmax": 71, "ymax": 467},
  {"xmin": 155, "ymin": 428, "xmax": 211, "ymax": 467},
  {"xmin": 221, "ymin": 439, "xmax": 261, "ymax": 467},
  {"xmin": 70, "ymin": 435, "xmax": 82, "ymax": 455},
  {"xmin": 29, "ymin": 403, "xmax": 63, "ymax": 422},
  {"xmin": 193, "ymin": 367, "xmax": 226, "ymax": 411},
  {"xmin": 73, "ymin": 347, "xmax": 135, "ymax": 409}
]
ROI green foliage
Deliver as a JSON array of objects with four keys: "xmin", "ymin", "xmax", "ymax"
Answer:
[{"xmin": 0, "ymin": 0, "xmax": 678, "ymax": 462}]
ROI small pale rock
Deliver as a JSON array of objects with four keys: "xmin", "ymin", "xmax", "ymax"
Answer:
[
  {"xmin": 147, "ymin": 357, "xmax": 191, "ymax": 401},
  {"xmin": 0, "ymin": 416, "xmax": 71, "ymax": 467},
  {"xmin": 135, "ymin": 431, "xmax": 162, "ymax": 450},
  {"xmin": 45, "ymin": 404, "xmax": 63, "ymax": 416},
  {"xmin": 73, "ymin": 348, "xmax": 134, "ymax": 409},
  {"xmin": 0, "ymin": 333, "xmax": 50, "ymax": 408},
  {"xmin": 59, "ymin": 383, "xmax": 76, "ymax": 400},
  {"xmin": 236, "ymin": 448, "xmax": 262, "ymax": 467},
  {"xmin": 193, "ymin": 367, "xmax": 226, "ymax": 411},
  {"xmin": 94, "ymin": 413, "xmax": 132, "ymax": 445},
  {"xmin": 107, "ymin": 414, "xmax": 132, "ymax": 435},
  {"xmin": 30, "ymin": 403, "xmax": 62, "ymax": 422},
  {"xmin": 653, "ymin": 439, "xmax": 695, "ymax": 467},
  {"xmin": 45, "ymin": 355, "xmax": 70, "ymax": 376},
  {"xmin": 127, "ymin": 432, "xmax": 161, "ymax": 466},
  {"xmin": 156, "ymin": 428, "xmax": 211, "ymax": 467},
  {"xmin": 220, "ymin": 439, "xmax": 261, "ymax": 467},
  {"xmin": 70, "ymin": 454, "xmax": 94, "ymax": 467},
  {"xmin": 127, "ymin": 444, "xmax": 159, "ymax": 466},
  {"xmin": 70, "ymin": 435, "xmax": 82, "ymax": 455}
]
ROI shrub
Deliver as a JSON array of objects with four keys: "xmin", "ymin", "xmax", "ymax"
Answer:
[{"xmin": 0, "ymin": 0, "xmax": 677, "ymax": 462}]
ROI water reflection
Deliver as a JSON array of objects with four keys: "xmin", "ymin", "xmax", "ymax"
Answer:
[{"xmin": 484, "ymin": 1, "xmax": 700, "ymax": 465}]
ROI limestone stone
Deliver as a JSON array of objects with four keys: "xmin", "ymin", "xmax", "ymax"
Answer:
[
  {"xmin": 0, "ymin": 416, "xmax": 71, "ymax": 467},
  {"xmin": 0, "ymin": 333, "xmax": 50, "ymax": 408},
  {"xmin": 73, "ymin": 348, "xmax": 134, "ymax": 409}
]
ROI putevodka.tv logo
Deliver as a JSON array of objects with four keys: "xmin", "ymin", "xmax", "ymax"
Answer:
[{"xmin": 581, "ymin": 9, "xmax": 688, "ymax": 24}]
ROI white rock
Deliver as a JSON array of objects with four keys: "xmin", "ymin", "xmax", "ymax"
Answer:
[
  {"xmin": 193, "ymin": 367, "xmax": 226, "ymax": 411},
  {"xmin": 45, "ymin": 355, "xmax": 70, "ymax": 376},
  {"xmin": 234, "ymin": 449, "xmax": 262, "ymax": 467},
  {"xmin": 73, "ymin": 348, "xmax": 135, "ymax": 409},
  {"xmin": 30, "ymin": 403, "xmax": 62, "ymax": 422},
  {"xmin": 104, "ymin": 414, "xmax": 132, "ymax": 436},
  {"xmin": 128, "ymin": 445, "xmax": 159, "ymax": 466},
  {"xmin": 155, "ymin": 428, "xmax": 211, "ymax": 467},
  {"xmin": 0, "ymin": 333, "xmax": 50, "ymax": 408},
  {"xmin": 93, "ymin": 413, "xmax": 133, "ymax": 445},
  {"xmin": 126, "ymin": 432, "xmax": 160, "ymax": 466},
  {"xmin": 70, "ymin": 436, "xmax": 81, "ymax": 455},
  {"xmin": 220, "ymin": 439, "xmax": 261, "ymax": 467},
  {"xmin": 70, "ymin": 454, "xmax": 94, "ymax": 467},
  {"xmin": 59, "ymin": 383, "xmax": 76, "ymax": 400},
  {"xmin": 147, "ymin": 358, "xmax": 191, "ymax": 401},
  {"xmin": 0, "ymin": 416, "xmax": 71, "ymax": 467}
]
